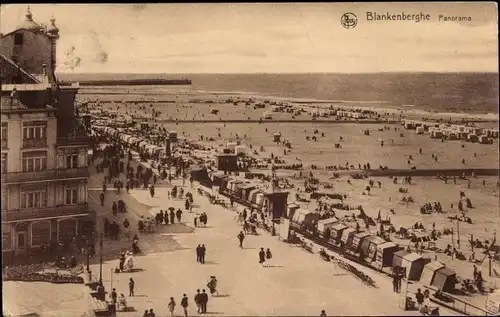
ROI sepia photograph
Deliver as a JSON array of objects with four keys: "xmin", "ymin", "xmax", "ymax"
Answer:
[{"xmin": 0, "ymin": 3, "xmax": 499, "ymax": 317}]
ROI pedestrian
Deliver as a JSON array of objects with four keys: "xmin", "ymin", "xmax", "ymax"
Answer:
[
  {"xmin": 170, "ymin": 209, "xmax": 175, "ymax": 224},
  {"xmin": 415, "ymin": 288, "xmax": 424, "ymax": 309},
  {"xmin": 180, "ymin": 293, "xmax": 189, "ymax": 317},
  {"xmin": 143, "ymin": 310, "xmax": 149, "ymax": 317},
  {"xmin": 392, "ymin": 274, "xmax": 398, "ymax": 293},
  {"xmin": 259, "ymin": 248, "xmax": 265, "ymax": 267},
  {"xmin": 194, "ymin": 215, "xmax": 198, "ymax": 227},
  {"xmin": 148, "ymin": 308, "xmax": 156, "ymax": 317},
  {"xmin": 238, "ymin": 231, "xmax": 245, "ymax": 248},
  {"xmin": 265, "ymin": 248, "xmax": 272, "ymax": 267},
  {"xmin": 200, "ymin": 244, "xmax": 206, "ymax": 264},
  {"xmin": 200, "ymin": 289, "xmax": 208, "ymax": 313},
  {"xmin": 196, "ymin": 244, "xmax": 201, "ymax": 263},
  {"xmin": 129, "ymin": 277, "xmax": 135, "ymax": 296},
  {"xmin": 100, "ymin": 192, "xmax": 105, "ymax": 206},
  {"xmin": 320, "ymin": 310, "xmax": 327, "ymax": 317},
  {"xmin": 194, "ymin": 289, "xmax": 201, "ymax": 314},
  {"xmin": 176, "ymin": 208, "xmax": 183, "ymax": 223},
  {"xmin": 168, "ymin": 297, "xmax": 176, "ymax": 317}
]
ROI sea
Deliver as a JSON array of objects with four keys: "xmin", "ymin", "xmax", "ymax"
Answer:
[{"xmin": 58, "ymin": 72, "xmax": 499, "ymax": 114}]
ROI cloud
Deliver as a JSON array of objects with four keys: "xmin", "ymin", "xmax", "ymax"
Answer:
[
  {"xmin": 62, "ymin": 46, "xmax": 81, "ymax": 71},
  {"xmin": 87, "ymin": 29, "xmax": 109, "ymax": 64}
]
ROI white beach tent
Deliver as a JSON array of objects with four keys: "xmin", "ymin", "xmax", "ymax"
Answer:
[
  {"xmin": 317, "ymin": 217, "xmax": 339, "ymax": 233},
  {"xmin": 421, "ymin": 261, "xmax": 445, "ymax": 287}
]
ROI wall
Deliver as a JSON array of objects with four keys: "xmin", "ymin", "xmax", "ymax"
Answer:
[
  {"xmin": 0, "ymin": 30, "xmax": 54, "ymax": 82},
  {"xmin": 57, "ymin": 89, "xmax": 78, "ymax": 137},
  {"xmin": 1, "ymin": 110, "xmax": 57, "ymax": 173}
]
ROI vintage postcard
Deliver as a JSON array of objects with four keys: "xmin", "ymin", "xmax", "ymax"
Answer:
[{"xmin": 1, "ymin": 2, "xmax": 498, "ymax": 317}]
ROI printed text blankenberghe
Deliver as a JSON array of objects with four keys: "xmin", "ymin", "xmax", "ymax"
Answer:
[{"xmin": 367, "ymin": 12, "xmax": 431, "ymax": 23}]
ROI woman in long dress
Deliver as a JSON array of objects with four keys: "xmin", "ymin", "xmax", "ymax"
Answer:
[{"xmin": 207, "ymin": 276, "xmax": 218, "ymax": 296}]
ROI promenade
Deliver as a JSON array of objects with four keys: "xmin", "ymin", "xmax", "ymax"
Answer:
[{"xmin": 86, "ymin": 170, "xmax": 458, "ymax": 316}]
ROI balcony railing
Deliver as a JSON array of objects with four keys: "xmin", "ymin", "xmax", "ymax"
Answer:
[
  {"xmin": 1, "ymin": 139, "xmax": 7, "ymax": 149},
  {"xmin": 22, "ymin": 138, "xmax": 48, "ymax": 149},
  {"xmin": 1, "ymin": 203, "xmax": 89, "ymax": 222},
  {"xmin": 1, "ymin": 167, "xmax": 89, "ymax": 184},
  {"xmin": 56, "ymin": 136, "xmax": 90, "ymax": 147}
]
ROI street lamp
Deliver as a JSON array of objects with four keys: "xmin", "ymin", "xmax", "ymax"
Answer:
[{"xmin": 99, "ymin": 233, "xmax": 103, "ymax": 286}]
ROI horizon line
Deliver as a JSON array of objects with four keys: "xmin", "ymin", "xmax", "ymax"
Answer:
[{"xmin": 56, "ymin": 71, "xmax": 500, "ymax": 75}]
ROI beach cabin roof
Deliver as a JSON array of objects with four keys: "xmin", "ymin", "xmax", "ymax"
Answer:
[
  {"xmin": 317, "ymin": 218, "xmax": 339, "ymax": 226},
  {"xmin": 378, "ymin": 242, "xmax": 398, "ymax": 251},
  {"xmin": 331, "ymin": 223, "xmax": 348, "ymax": 232},
  {"xmin": 403, "ymin": 252, "xmax": 423, "ymax": 262},
  {"xmin": 239, "ymin": 183, "xmax": 256, "ymax": 190}
]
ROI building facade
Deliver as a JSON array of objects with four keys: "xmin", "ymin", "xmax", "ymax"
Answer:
[{"xmin": 1, "ymin": 7, "xmax": 93, "ymax": 260}]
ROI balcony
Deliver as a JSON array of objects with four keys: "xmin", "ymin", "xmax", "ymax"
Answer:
[
  {"xmin": 22, "ymin": 138, "xmax": 48, "ymax": 149},
  {"xmin": 1, "ymin": 139, "xmax": 7, "ymax": 149},
  {"xmin": 56, "ymin": 136, "xmax": 90, "ymax": 147},
  {"xmin": 1, "ymin": 167, "xmax": 89, "ymax": 184},
  {"xmin": 1, "ymin": 203, "xmax": 89, "ymax": 222}
]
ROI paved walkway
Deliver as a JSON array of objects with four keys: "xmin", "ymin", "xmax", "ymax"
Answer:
[{"xmin": 88, "ymin": 179, "xmax": 442, "ymax": 316}]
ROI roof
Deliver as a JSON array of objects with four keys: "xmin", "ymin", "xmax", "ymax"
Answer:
[
  {"xmin": 393, "ymin": 250, "xmax": 409, "ymax": 258},
  {"xmin": 424, "ymin": 261, "xmax": 445, "ymax": 272},
  {"xmin": 378, "ymin": 242, "xmax": 398, "ymax": 250},
  {"xmin": 318, "ymin": 217, "xmax": 338, "ymax": 225},
  {"xmin": 354, "ymin": 232, "xmax": 371, "ymax": 239},
  {"xmin": 238, "ymin": 183, "xmax": 256, "ymax": 190},
  {"xmin": 296, "ymin": 208, "xmax": 315, "ymax": 216},
  {"xmin": 365, "ymin": 235, "xmax": 386, "ymax": 245},
  {"xmin": 0, "ymin": 54, "xmax": 41, "ymax": 84},
  {"xmin": 436, "ymin": 267, "xmax": 456, "ymax": 277},
  {"xmin": 403, "ymin": 252, "xmax": 423, "ymax": 262},
  {"xmin": 331, "ymin": 223, "xmax": 348, "ymax": 230}
]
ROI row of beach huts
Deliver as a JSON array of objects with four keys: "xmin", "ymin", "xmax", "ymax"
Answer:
[
  {"xmin": 286, "ymin": 206, "xmax": 460, "ymax": 293},
  {"xmin": 401, "ymin": 120, "xmax": 498, "ymax": 144}
]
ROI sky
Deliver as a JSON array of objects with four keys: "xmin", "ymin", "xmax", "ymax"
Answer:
[{"xmin": 0, "ymin": 3, "xmax": 498, "ymax": 73}]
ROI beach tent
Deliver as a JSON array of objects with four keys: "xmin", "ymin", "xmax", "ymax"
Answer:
[
  {"xmin": 421, "ymin": 261, "xmax": 445, "ymax": 288},
  {"xmin": 292, "ymin": 209, "xmax": 319, "ymax": 225},
  {"xmin": 375, "ymin": 242, "xmax": 399, "ymax": 267},
  {"xmin": 211, "ymin": 173, "xmax": 228, "ymax": 187},
  {"xmin": 402, "ymin": 252, "xmax": 427, "ymax": 280},
  {"xmin": 286, "ymin": 203, "xmax": 300, "ymax": 219},
  {"xmin": 431, "ymin": 267, "xmax": 457, "ymax": 292},
  {"xmin": 255, "ymin": 192, "xmax": 265, "ymax": 206},
  {"xmin": 235, "ymin": 183, "xmax": 256, "ymax": 200},
  {"xmin": 330, "ymin": 223, "xmax": 348, "ymax": 244},
  {"xmin": 350, "ymin": 232, "xmax": 371, "ymax": 253},
  {"xmin": 361, "ymin": 235, "xmax": 387, "ymax": 260},
  {"xmin": 248, "ymin": 189, "xmax": 260, "ymax": 205},
  {"xmin": 341, "ymin": 227, "xmax": 356, "ymax": 246},
  {"xmin": 317, "ymin": 217, "xmax": 339, "ymax": 233}
]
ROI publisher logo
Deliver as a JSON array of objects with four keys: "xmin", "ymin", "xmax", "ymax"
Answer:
[{"xmin": 341, "ymin": 13, "xmax": 358, "ymax": 29}]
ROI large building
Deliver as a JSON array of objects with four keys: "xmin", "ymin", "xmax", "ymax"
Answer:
[{"xmin": 1, "ymin": 7, "xmax": 93, "ymax": 261}]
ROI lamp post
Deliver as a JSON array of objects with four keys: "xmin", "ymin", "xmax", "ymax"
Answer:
[
  {"xmin": 99, "ymin": 233, "xmax": 103, "ymax": 286},
  {"xmin": 271, "ymin": 164, "xmax": 276, "ymax": 236},
  {"xmin": 86, "ymin": 239, "xmax": 91, "ymax": 272}
]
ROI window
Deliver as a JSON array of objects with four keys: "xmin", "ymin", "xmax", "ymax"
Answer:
[
  {"xmin": 66, "ymin": 154, "xmax": 78, "ymax": 169},
  {"xmin": 1, "ymin": 153, "xmax": 6, "ymax": 174},
  {"xmin": 1, "ymin": 123, "xmax": 7, "ymax": 149},
  {"xmin": 23, "ymin": 125, "xmax": 46, "ymax": 139},
  {"xmin": 1, "ymin": 123, "xmax": 7, "ymax": 140},
  {"xmin": 22, "ymin": 151, "xmax": 47, "ymax": 172},
  {"xmin": 66, "ymin": 187, "xmax": 78, "ymax": 205},
  {"xmin": 14, "ymin": 33, "xmax": 23, "ymax": 46},
  {"xmin": 1, "ymin": 190, "xmax": 7, "ymax": 211},
  {"xmin": 20, "ymin": 190, "xmax": 47, "ymax": 209},
  {"xmin": 2, "ymin": 225, "xmax": 12, "ymax": 251}
]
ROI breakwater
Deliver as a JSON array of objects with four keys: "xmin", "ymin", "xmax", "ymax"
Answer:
[{"xmin": 59, "ymin": 78, "xmax": 191, "ymax": 86}]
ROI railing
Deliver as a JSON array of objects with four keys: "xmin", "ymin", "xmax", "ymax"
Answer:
[
  {"xmin": 1, "ymin": 203, "xmax": 89, "ymax": 222},
  {"xmin": 423, "ymin": 285, "xmax": 492, "ymax": 316},
  {"xmin": 1, "ymin": 167, "xmax": 89, "ymax": 184},
  {"xmin": 56, "ymin": 136, "xmax": 90, "ymax": 146},
  {"xmin": 22, "ymin": 138, "xmax": 47, "ymax": 149}
]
